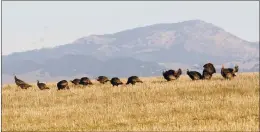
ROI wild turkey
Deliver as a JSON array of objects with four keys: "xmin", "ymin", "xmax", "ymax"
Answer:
[
  {"xmin": 110, "ymin": 77, "xmax": 124, "ymax": 87},
  {"xmin": 126, "ymin": 76, "xmax": 143, "ymax": 85},
  {"xmin": 96, "ymin": 76, "xmax": 110, "ymax": 84},
  {"xmin": 162, "ymin": 68, "xmax": 182, "ymax": 81},
  {"xmin": 203, "ymin": 63, "xmax": 216, "ymax": 74},
  {"xmin": 71, "ymin": 78, "xmax": 80, "ymax": 85},
  {"xmin": 225, "ymin": 64, "xmax": 239, "ymax": 73},
  {"xmin": 37, "ymin": 80, "xmax": 50, "ymax": 90},
  {"xmin": 202, "ymin": 63, "xmax": 216, "ymax": 80},
  {"xmin": 202, "ymin": 70, "xmax": 213, "ymax": 80},
  {"xmin": 14, "ymin": 75, "xmax": 32, "ymax": 89},
  {"xmin": 187, "ymin": 69, "xmax": 203, "ymax": 80},
  {"xmin": 79, "ymin": 77, "xmax": 93, "ymax": 86},
  {"xmin": 57, "ymin": 80, "xmax": 69, "ymax": 90},
  {"xmin": 221, "ymin": 64, "xmax": 239, "ymax": 80}
]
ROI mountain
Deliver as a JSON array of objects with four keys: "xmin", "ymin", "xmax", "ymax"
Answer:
[
  {"xmin": 39, "ymin": 55, "xmax": 162, "ymax": 77},
  {"xmin": 2, "ymin": 19, "xmax": 259, "ymax": 84}
]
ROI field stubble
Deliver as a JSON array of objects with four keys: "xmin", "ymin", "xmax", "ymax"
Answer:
[{"xmin": 2, "ymin": 73, "xmax": 259, "ymax": 131}]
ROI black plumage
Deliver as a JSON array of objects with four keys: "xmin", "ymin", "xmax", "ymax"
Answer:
[
  {"xmin": 57, "ymin": 80, "xmax": 69, "ymax": 90},
  {"xmin": 162, "ymin": 68, "xmax": 182, "ymax": 81},
  {"xmin": 202, "ymin": 63, "xmax": 216, "ymax": 80},
  {"xmin": 37, "ymin": 80, "xmax": 50, "ymax": 90},
  {"xmin": 79, "ymin": 77, "xmax": 93, "ymax": 86},
  {"xmin": 203, "ymin": 63, "xmax": 216, "ymax": 75},
  {"xmin": 96, "ymin": 76, "xmax": 110, "ymax": 84},
  {"xmin": 110, "ymin": 77, "xmax": 124, "ymax": 87},
  {"xmin": 71, "ymin": 78, "xmax": 80, "ymax": 85},
  {"xmin": 202, "ymin": 70, "xmax": 212, "ymax": 80},
  {"xmin": 126, "ymin": 76, "xmax": 143, "ymax": 85},
  {"xmin": 187, "ymin": 69, "xmax": 203, "ymax": 80},
  {"xmin": 14, "ymin": 75, "xmax": 32, "ymax": 89},
  {"xmin": 225, "ymin": 65, "xmax": 239, "ymax": 73},
  {"xmin": 221, "ymin": 64, "xmax": 239, "ymax": 80}
]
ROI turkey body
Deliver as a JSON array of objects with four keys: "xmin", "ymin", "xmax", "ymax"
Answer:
[
  {"xmin": 37, "ymin": 80, "xmax": 50, "ymax": 90},
  {"xmin": 126, "ymin": 76, "xmax": 143, "ymax": 85},
  {"xmin": 162, "ymin": 69, "xmax": 182, "ymax": 81},
  {"xmin": 14, "ymin": 75, "xmax": 32, "ymax": 89},
  {"xmin": 110, "ymin": 77, "xmax": 124, "ymax": 87},
  {"xmin": 187, "ymin": 70, "xmax": 203, "ymax": 80},
  {"xmin": 57, "ymin": 80, "xmax": 69, "ymax": 90}
]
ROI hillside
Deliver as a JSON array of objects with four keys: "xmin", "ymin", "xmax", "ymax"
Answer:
[{"xmin": 2, "ymin": 19, "xmax": 259, "ymax": 84}]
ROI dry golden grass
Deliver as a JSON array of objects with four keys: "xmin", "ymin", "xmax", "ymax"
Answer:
[{"xmin": 2, "ymin": 73, "xmax": 259, "ymax": 131}]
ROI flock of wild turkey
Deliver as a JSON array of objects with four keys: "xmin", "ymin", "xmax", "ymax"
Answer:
[{"xmin": 13, "ymin": 63, "xmax": 239, "ymax": 90}]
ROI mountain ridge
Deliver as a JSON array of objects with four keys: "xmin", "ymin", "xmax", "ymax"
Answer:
[{"xmin": 3, "ymin": 19, "xmax": 259, "ymax": 84}]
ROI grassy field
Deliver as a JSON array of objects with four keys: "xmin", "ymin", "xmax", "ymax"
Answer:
[{"xmin": 2, "ymin": 73, "xmax": 259, "ymax": 131}]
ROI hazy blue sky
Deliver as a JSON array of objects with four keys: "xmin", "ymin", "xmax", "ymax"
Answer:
[{"xmin": 2, "ymin": 1, "xmax": 259, "ymax": 55}]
